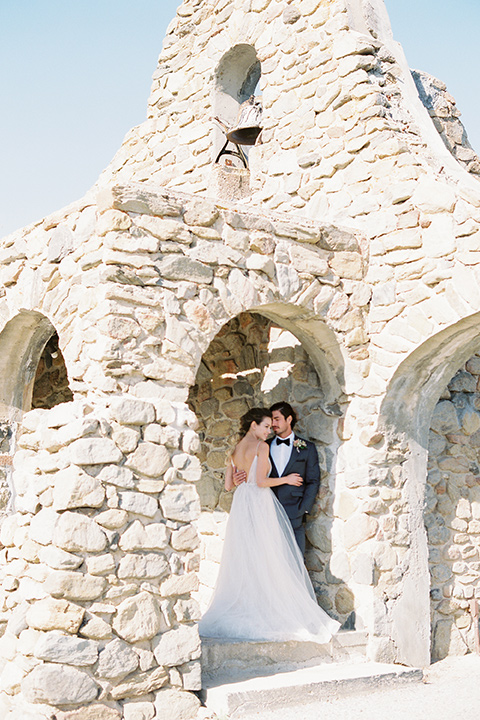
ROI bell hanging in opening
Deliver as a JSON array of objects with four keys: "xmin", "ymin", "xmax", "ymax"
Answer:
[{"xmin": 226, "ymin": 95, "xmax": 263, "ymax": 146}]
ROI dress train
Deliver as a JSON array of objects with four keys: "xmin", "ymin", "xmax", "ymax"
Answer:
[{"xmin": 199, "ymin": 456, "xmax": 340, "ymax": 642}]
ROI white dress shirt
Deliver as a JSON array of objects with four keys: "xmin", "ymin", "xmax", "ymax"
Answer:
[{"xmin": 270, "ymin": 431, "xmax": 295, "ymax": 477}]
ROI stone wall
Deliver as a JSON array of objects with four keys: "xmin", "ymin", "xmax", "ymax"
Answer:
[
  {"xmin": 0, "ymin": 397, "xmax": 203, "ymax": 720},
  {"xmin": 428, "ymin": 354, "xmax": 480, "ymax": 660},
  {"xmin": 413, "ymin": 70, "xmax": 480, "ymax": 177},
  {"xmin": 2, "ymin": 1, "xmax": 480, "ymax": 711}
]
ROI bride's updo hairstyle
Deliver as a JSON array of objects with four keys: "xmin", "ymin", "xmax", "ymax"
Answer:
[{"xmin": 239, "ymin": 407, "xmax": 272, "ymax": 438}]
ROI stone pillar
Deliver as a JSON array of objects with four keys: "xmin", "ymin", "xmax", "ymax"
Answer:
[{"xmin": 0, "ymin": 396, "xmax": 203, "ymax": 719}]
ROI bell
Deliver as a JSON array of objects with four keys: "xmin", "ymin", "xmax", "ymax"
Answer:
[{"xmin": 227, "ymin": 96, "xmax": 263, "ymax": 146}]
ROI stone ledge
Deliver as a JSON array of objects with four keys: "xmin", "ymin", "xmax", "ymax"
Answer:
[{"xmin": 202, "ymin": 662, "xmax": 423, "ymax": 718}]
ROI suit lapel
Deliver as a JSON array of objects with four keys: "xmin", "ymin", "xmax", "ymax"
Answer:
[{"xmin": 282, "ymin": 435, "xmax": 302, "ymax": 476}]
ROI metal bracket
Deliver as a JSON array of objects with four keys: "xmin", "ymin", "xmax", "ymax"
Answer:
[{"xmin": 214, "ymin": 138, "xmax": 248, "ymax": 169}]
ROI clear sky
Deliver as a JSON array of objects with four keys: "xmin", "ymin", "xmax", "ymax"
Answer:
[{"xmin": 0, "ymin": 0, "xmax": 479, "ymax": 237}]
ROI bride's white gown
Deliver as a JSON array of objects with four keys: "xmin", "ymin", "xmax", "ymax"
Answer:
[{"xmin": 199, "ymin": 456, "xmax": 340, "ymax": 642}]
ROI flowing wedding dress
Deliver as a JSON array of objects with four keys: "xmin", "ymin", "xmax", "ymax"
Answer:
[{"xmin": 199, "ymin": 453, "xmax": 340, "ymax": 642}]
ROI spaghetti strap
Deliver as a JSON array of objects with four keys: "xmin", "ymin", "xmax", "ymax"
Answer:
[{"xmin": 255, "ymin": 440, "xmax": 261, "ymax": 456}]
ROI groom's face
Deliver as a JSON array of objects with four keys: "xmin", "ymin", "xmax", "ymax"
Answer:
[{"xmin": 271, "ymin": 410, "xmax": 292, "ymax": 438}]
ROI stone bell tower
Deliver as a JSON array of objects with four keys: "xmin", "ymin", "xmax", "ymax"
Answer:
[{"xmin": 1, "ymin": 0, "xmax": 480, "ymax": 717}]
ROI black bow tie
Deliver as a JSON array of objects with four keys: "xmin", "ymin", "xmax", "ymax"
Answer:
[{"xmin": 276, "ymin": 437, "xmax": 291, "ymax": 446}]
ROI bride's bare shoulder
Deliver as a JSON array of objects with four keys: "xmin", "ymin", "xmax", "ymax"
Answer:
[
  {"xmin": 231, "ymin": 438, "xmax": 247, "ymax": 463},
  {"xmin": 257, "ymin": 441, "xmax": 270, "ymax": 456}
]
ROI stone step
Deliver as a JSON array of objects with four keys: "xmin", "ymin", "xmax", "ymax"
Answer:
[
  {"xmin": 201, "ymin": 630, "xmax": 368, "ymax": 683},
  {"xmin": 201, "ymin": 661, "xmax": 423, "ymax": 719}
]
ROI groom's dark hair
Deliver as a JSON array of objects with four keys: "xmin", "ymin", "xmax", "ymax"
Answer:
[{"xmin": 270, "ymin": 402, "xmax": 297, "ymax": 429}]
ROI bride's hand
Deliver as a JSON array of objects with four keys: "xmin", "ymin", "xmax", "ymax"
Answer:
[{"xmin": 285, "ymin": 473, "xmax": 303, "ymax": 486}]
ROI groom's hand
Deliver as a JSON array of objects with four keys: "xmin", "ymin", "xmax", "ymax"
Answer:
[{"xmin": 233, "ymin": 468, "xmax": 247, "ymax": 486}]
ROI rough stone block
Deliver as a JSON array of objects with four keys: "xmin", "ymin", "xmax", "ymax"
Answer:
[
  {"xmin": 119, "ymin": 519, "xmax": 170, "ymax": 551},
  {"xmin": 171, "ymin": 525, "xmax": 199, "ymax": 552},
  {"xmin": 97, "ymin": 638, "xmax": 139, "ymax": 679},
  {"xmin": 110, "ymin": 666, "xmax": 169, "ymax": 700},
  {"xmin": 154, "ymin": 688, "xmax": 201, "ymax": 720},
  {"xmin": 109, "ymin": 398, "xmax": 156, "ymax": 426},
  {"xmin": 153, "ymin": 624, "xmax": 201, "ymax": 667},
  {"xmin": 53, "ymin": 465, "xmax": 105, "ymax": 511},
  {"xmin": 34, "ymin": 630, "xmax": 99, "ymax": 666},
  {"xmin": 21, "ymin": 663, "xmax": 99, "ymax": 705},
  {"xmin": 160, "ymin": 573, "xmax": 199, "ymax": 597},
  {"xmin": 431, "ymin": 401, "xmax": 460, "ymax": 435},
  {"xmin": 55, "ymin": 705, "xmax": 121, "ymax": 720},
  {"xmin": 118, "ymin": 491, "xmax": 158, "ymax": 518},
  {"xmin": 98, "ymin": 465, "xmax": 135, "ymax": 489},
  {"xmin": 80, "ymin": 614, "xmax": 113, "ymax": 640},
  {"xmin": 123, "ymin": 701, "xmax": 155, "ymax": 720},
  {"xmin": 112, "ymin": 592, "xmax": 167, "ymax": 643},
  {"xmin": 26, "ymin": 598, "xmax": 85, "ymax": 634},
  {"xmin": 96, "ymin": 509, "xmax": 129, "ymax": 529},
  {"xmin": 288, "ymin": 245, "xmax": 329, "ymax": 275},
  {"xmin": 46, "ymin": 571, "xmax": 107, "ymax": 602},
  {"xmin": 117, "ymin": 552, "xmax": 169, "ymax": 580},
  {"xmin": 412, "ymin": 178, "xmax": 456, "ymax": 213},
  {"xmin": 111, "ymin": 424, "xmax": 141, "ymax": 454},
  {"xmin": 69, "ymin": 438, "xmax": 123, "ymax": 465},
  {"xmin": 159, "ymin": 485, "xmax": 201, "ymax": 522},
  {"xmin": 29, "ymin": 508, "xmax": 60, "ymax": 546},
  {"xmin": 157, "ymin": 255, "xmax": 213, "ymax": 283},
  {"xmin": 125, "ymin": 442, "xmax": 170, "ymax": 477},
  {"xmin": 136, "ymin": 216, "xmax": 191, "ymax": 243},
  {"xmin": 86, "ymin": 554, "xmax": 116, "ymax": 576},
  {"xmin": 53, "ymin": 512, "xmax": 108, "ymax": 553}
]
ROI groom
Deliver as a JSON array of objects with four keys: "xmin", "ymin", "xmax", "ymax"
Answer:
[{"xmin": 268, "ymin": 402, "xmax": 320, "ymax": 555}]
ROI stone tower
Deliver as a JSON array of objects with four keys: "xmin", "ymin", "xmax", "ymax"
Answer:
[{"xmin": 1, "ymin": 0, "xmax": 480, "ymax": 717}]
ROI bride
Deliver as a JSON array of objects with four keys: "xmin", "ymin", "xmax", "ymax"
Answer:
[{"xmin": 199, "ymin": 407, "xmax": 340, "ymax": 643}]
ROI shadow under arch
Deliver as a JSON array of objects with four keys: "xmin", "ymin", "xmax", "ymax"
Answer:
[
  {"xmin": 0, "ymin": 310, "xmax": 62, "ymax": 421},
  {"xmin": 376, "ymin": 311, "xmax": 480, "ymax": 666},
  {"xmin": 188, "ymin": 302, "xmax": 350, "ymax": 627}
]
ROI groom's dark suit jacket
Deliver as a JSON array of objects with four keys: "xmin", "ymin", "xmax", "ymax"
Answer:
[{"xmin": 268, "ymin": 435, "xmax": 320, "ymax": 529}]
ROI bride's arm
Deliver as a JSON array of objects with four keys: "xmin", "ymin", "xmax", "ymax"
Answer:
[
  {"xmin": 256, "ymin": 445, "xmax": 303, "ymax": 488},
  {"xmin": 225, "ymin": 462, "xmax": 235, "ymax": 491}
]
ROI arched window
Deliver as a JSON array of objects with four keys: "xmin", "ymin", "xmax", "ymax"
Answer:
[{"xmin": 213, "ymin": 44, "xmax": 261, "ymax": 169}]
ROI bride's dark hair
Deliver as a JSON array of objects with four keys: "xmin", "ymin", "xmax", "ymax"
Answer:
[{"xmin": 239, "ymin": 407, "xmax": 272, "ymax": 438}]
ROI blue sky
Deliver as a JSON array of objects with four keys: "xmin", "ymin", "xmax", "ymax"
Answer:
[{"xmin": 0, "ymin": 0, "xmax": 479, "ymax": 237}]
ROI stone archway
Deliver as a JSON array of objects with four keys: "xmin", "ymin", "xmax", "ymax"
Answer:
[
  {"xmin": 427, "ymin": 353, "xmax": 480, "ymax": 660},
  {"xmin": 188, "ymin": 309, "xmax": 354, "ymax": 627},
  {"xmin": 0, "ymin": 311, "xmax": 73, "ymax": 523},
  {"xmin": 377, "ymin": 312, "xmax": 480, "ymax": 666},
  {"xmin": 0, "ymin": 311, "xmax": 59, "ymax": 421}
]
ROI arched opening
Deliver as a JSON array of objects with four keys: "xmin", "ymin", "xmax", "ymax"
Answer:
[
  {"xmin": 0, "ymin": 311, "xmax": 73, "ymax": 520},
  {"xmin": 378, "ymin": 312, "xmax": 480, "ymax": 666},
  {"xmin": 188, "ymin": 310, "xmax": 352, "ymax": 629},
  {"xmin": 213, "ymin": 44, "xmax": 261, "ymax": 170},
  {"xmin": 0, "ymin": 311, "xmax": 73, "ymax": 421}
]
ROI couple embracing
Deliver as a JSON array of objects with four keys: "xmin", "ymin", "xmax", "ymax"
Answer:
[
  {"xmin": 199, "ymin": 402, "xmax": 339, "ymax": 644},
  {"xmin": 232, "ymin": 401, "xmax": 319, "ymax": 554}
]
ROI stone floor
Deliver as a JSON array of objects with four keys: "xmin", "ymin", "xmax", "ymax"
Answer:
[{"xmin": 198, "ymin": 654, "xmax": 480, "ymax": 720}]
